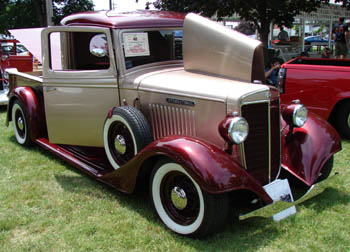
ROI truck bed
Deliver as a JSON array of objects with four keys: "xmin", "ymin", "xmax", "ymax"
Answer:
[
  {"xmin": 287, "ymin": 57, "xmax": 350, "ymax": 67},
  {"xmin": 6, "ymin": 69, "xmax": 43, "ymax": 90}
]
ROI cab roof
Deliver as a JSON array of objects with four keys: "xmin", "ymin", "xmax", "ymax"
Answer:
[{"xmin": 61, "ymin": 10, "xmax": 185, "ymax": 29}]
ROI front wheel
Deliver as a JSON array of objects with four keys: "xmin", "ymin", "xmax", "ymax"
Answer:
[
  {"xmin": 12, "ymin": 100, "xmax": 31, "ymax": 146},
  {"xmin": 317, "ymin": 156, "xmax": 334, "ymax": 183},
  {"xmin": 150, "ymin": 158, "xmax": 228, "ymax": 237},
  {"xmin": 335, "ymin": 101, "xmax": 350, "ymax": 139}
]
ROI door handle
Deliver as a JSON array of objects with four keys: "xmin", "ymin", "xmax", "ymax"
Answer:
[{"xmin": 45, "ymin": 87, "xmax": 57, "ymax": 92}]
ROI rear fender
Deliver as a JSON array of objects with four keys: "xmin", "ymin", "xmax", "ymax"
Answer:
[
  {"xmin": 102, "ymin": 136, "xmax": 273, "ymax": 204},
  {"xmin": 281, "ymin": 112, "xmax": 341, "ymax": 186},
  {"xmin": 7, "ymin": 86, "xmax": 46, "ymax": 140}
]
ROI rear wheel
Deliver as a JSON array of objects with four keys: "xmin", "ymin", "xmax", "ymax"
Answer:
[
  {"xmin": 150, "ymin": 158, "xmax": 228, "ymax": 237},
  {"xmin": 335, "ymin": 101, "xmax": 350, "ymax": 139},
  {"xmin": 12, "ymin": 100, "xmax": 31, "ymax": 146}
]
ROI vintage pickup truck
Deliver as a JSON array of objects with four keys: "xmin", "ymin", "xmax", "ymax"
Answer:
[
  {"xmin": 0, "ymin": 39, "xmax": 33, "ymax": 105},
  {"xmin": 5, "ymin": 11, "xmax": 341, "ymax": 237},
  {"xmin": 279, "ymin": 57, "xmax": 350, "ymax": 139}
]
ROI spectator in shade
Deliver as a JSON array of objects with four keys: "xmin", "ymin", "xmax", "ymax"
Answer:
[
  {"xmin": 278, "ymin": 27, "xmax": 289, "ymax": 42},
  {"xmin": 332, "ymin": 17, "xmax": 348, "ymax": 58},
  {"xmin": 321, "ymin": 47, "xmax": 332, "ymax": 58},
  {"xmin": 265, "ymin": 58, "xmax": 283, "ymax": 86}
]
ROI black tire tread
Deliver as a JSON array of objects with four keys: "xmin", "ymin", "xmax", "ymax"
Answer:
[
  {"xmin": 317, "ymin": 156, "xmax": 334, "ymax": 182},
  {"xmin": 335, "ymin": 100, "xmax": 350, "ymax": 139},
  {"xmin": 112, "ymin": 106, "xmax": 153, "ymax": 151},
  {"xmin": 12, "ymin": 99, "xmax": 32, "ymax": 146}
]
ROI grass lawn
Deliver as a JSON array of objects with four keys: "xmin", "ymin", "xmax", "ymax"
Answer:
[{"xmin": 0, "ymin": 106, "xmax": 349, "ymax": 252}]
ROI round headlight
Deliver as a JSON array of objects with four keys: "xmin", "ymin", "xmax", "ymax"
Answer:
[
  {"xmin": 293, "ymin": 104, "xmax": 308, "ymax": 127},
  {"xmin": 228, "ymin": 117, "xmax": 249, "ymax": 144}
]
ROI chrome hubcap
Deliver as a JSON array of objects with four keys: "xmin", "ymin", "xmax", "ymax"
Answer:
[
  {"xmin": 171, "ymin": 186, "xmax": 187, "ymax": 210},
  {"xmin": 17, "ymin": 116, "xmax": 24, "ymax": 131},
  {"xmin": 114, "ymin": 134, "xmax": 126, "ymax": 154}
]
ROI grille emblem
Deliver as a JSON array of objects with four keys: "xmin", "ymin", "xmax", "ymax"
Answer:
[{"xmin": 166, "ymin": 98, "xmax": 195, "ymax": 107}]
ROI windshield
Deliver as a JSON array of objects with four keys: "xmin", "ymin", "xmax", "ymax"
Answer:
[{"xmin": 121, "ymin": 29, "xmax": 183, "ymax": 70}]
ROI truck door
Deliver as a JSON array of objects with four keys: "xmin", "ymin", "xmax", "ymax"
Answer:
[{"xmin": 42, "ymin": 27, "xmax": 120, "ymax": 147}]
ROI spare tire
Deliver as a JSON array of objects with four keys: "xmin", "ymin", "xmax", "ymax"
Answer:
[{"xmin": 103, "ymin": 106, "xmax": 153, "ymax": 169}]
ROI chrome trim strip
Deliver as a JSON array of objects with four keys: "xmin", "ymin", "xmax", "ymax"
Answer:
[
  {"xmin": 240, "ymin": 143, "xmax": 247, "ymax": 170},
  {"xmin": 241, "ymin": 99, "xmax": 270, "ymax": 106},
  {"xmin": 239, "ymin": 173, "xmax": 339, "ymax": 220}
]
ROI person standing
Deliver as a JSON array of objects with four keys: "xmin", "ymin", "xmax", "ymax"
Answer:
[
  {"xmin": 278, "ymin": 27, "xmax": 289, "ymax": 42},
  {"xmin": 345, "ymin": 20, "xmax": 350, "ymax": 57},
  {"xmin": 332, "ymin": 17, "xmax": 348, "ymax": 59}
]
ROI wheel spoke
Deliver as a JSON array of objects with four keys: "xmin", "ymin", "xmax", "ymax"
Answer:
[
  {"xmin": 160, "ymin": 172, "xmax": 200, "ymax": 226},
  {"xmin": 108, "ymin": 121, "xmax": 135, "ymax": 165}
]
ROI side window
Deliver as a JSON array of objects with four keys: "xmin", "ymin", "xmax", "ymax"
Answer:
[
  {"xmin": 122, "ymin": 30, "xmax": 183, "ymax": 69},
  {"xmin": 48, "ymin": 31, "xmax": 110, "ymax": 71}
]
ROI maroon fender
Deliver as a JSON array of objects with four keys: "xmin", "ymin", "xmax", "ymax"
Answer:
[
  {"xmin": 7, "ymin": 86, "xmax": 46, "ymax": 140},
  {"xmin": 281, "ymin": 111, "xmax": 342, "ymax": 186},
  {"xmin": 102, "ymin": 136, "xmax": 273, "ymax": 204}
]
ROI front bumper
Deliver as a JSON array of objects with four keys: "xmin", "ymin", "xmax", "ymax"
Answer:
[
  {"xmin": 0, "ymin": 90, "xmax": 9, "ymax": 105},
  {"xmin": 239, "ymin": 173, "xmax": 338, "ymax": 221}
]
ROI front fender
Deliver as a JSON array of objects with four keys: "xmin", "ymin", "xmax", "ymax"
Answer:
[
  {"xmin": 102, "ymin": 136, "xmax": 273, "ymax": 204},
  {"xmin": 7, "ymin": 86, "xmax": 46, "ymax": 140},
  {"xmin": 281, "ymin": 111, "xmax": 342, "ymax": 186}
]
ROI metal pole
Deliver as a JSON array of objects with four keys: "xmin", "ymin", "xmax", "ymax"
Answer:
[
  {"xmin": 329, "ymin": 18, "xmax": 333, "ymax": 49},
  {"xmin": 46, "ymin": 0, "xmax": 53, "ymax": 26},
  {"xmin": 301, "ymin": 19, "xmax": 305, "ymax": 52},
  {"xmin": 109, "ymin": 0, "xmax": 113, "ymax": 10}
]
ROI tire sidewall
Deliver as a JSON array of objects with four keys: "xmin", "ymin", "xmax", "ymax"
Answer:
[
  {"xmin": 151, "ymin": 162, "xmax": 205, "ymax": 235},
  {"xmin": 103, "ymin": 114, "xmax": 138, "ymax": 170},
  {"xmin": 336, "ymin": 101, "xmax": 350, "ymax": 139},
  {"xmin": 12, "ymin": 102, "xmax": 28, "ymax": 145}
]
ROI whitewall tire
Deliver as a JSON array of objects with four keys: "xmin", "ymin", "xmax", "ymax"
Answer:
[
  {"xmin": 103, "ymin": 106, "xmax": 152, "ymax": 169},
  {"xmin": 150, "ymin": 158, "xmax": 229, "ymax": 237},
  {"xmin": 12, "ymin": 100, "xmax": 31, "ymax": 146}
]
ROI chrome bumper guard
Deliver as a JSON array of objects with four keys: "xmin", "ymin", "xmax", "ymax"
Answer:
[{"xmin": 239, "ymin": 173, "xmax": 338, "ymax": 221}]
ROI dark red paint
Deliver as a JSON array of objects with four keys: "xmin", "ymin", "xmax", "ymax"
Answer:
[
  {"xmin": 7, "ymin": 87, "xmax": 47, "ymax": 140},
  {"xmin": 281, "ymin": 111, "xmax": 341, "ymax": 186},
  {"xmin": 61, "ymin": 10, "xmax": 185, "ymax": 29},
  {"xmin": 35, "ymin": 135, "xmax": 273, "ymax": 204}
]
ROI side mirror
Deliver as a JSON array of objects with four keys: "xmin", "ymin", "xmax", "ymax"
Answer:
[
  {"xmin": 90, "ymin": 48, "xmax": 108, "ymax": 58},
  {"xmin": 89, "ymin": 34, "xmax": 109, "ymax": 58}
]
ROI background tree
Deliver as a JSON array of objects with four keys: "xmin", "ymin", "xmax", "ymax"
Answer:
[
  {"xmin": 153, "ymin": 0, "xmax": 332, "ymax": 47},
  {"xmin": 53, "ymin": 0, "xmax": 94, "ymax": 25},
  {"xmin": 0, "ymin": 0, "xmax": 94, "ymax": 34}
]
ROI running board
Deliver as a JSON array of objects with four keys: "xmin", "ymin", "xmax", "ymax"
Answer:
[{"xmin": 35, "ymin": 138, "xmax": 113, "ymax": 177}]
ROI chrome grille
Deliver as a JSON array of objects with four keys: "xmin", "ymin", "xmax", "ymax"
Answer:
[
  {"xmin": 149, "ymin": 104, "xmax": 196, "ymax": 139},
  {"xmin": 241, "ymin": 100, "xmax": 280, "ymax": 185}
]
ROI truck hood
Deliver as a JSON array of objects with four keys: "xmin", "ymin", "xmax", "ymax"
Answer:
[
  {"xmin": 136, "ymin": 67, "xmax": 270, "ymax": 106},
  {"xmin": 183, "ymin": 14, "xmax": 265, "ymax": 83}
]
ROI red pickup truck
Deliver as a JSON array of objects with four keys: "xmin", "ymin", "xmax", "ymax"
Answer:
[
  {"xmin": 279, "ymin": 57, "xmax": 350, "ymax": 139},
  {"xmin": 0, "ymin": 39, "xmax": 33, "ymax": 105}
]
